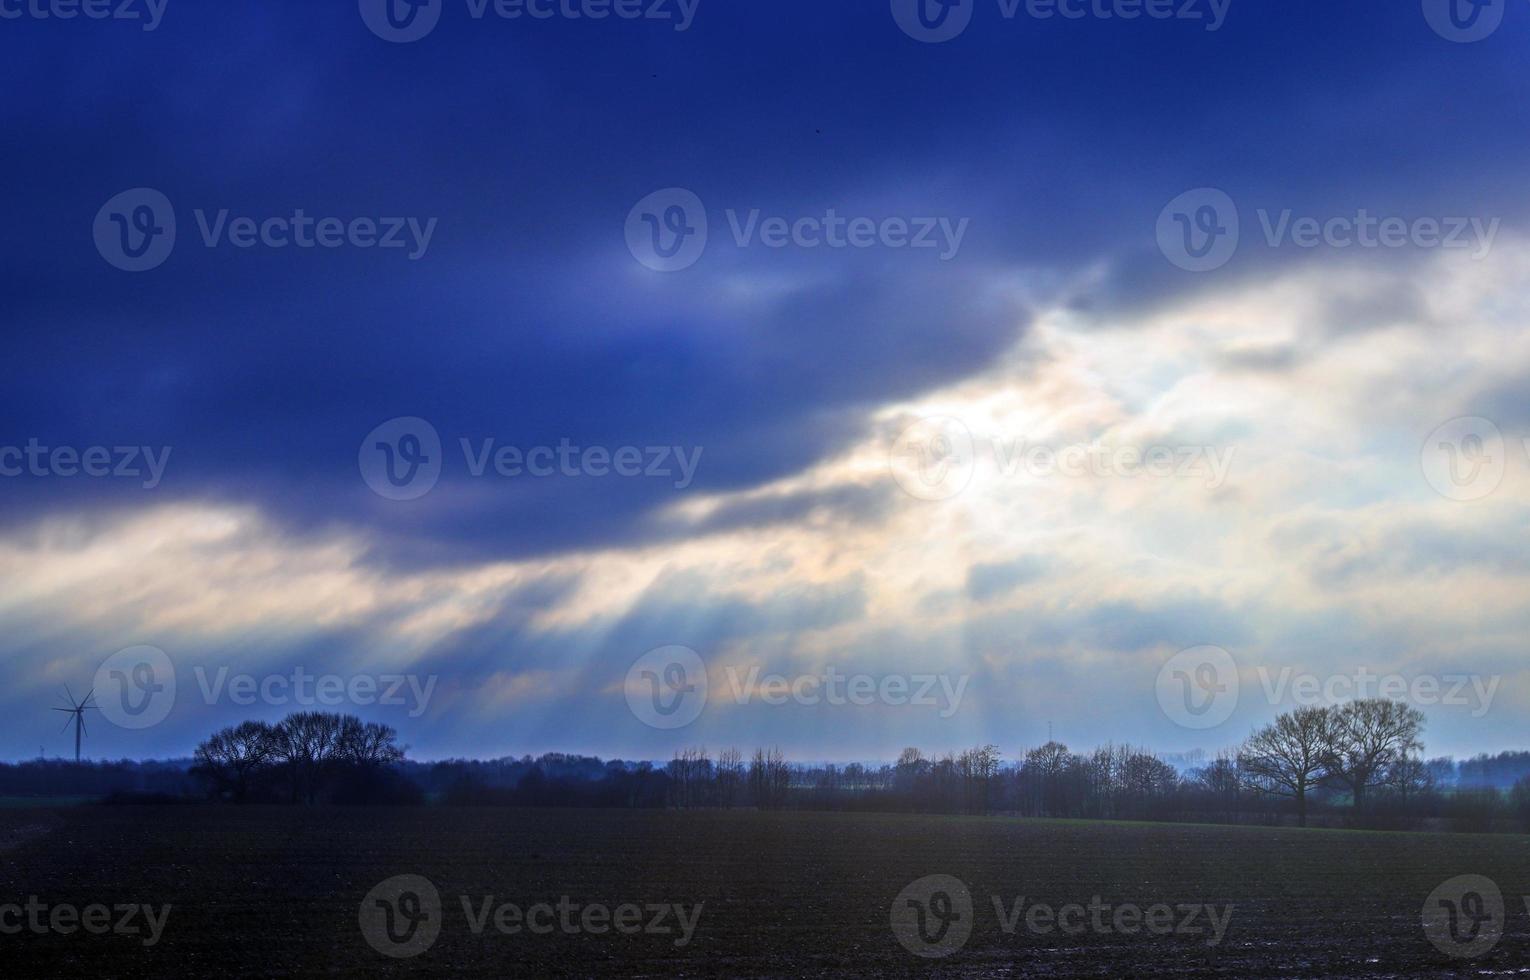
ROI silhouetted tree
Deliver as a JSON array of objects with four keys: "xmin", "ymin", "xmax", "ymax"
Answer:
[
  {"xmin": 1323, "ymin": 699, "xmax": 1425, "ymax": 813},
  {"xmin": 716, "ymin": 748, "xmax": 745, "ymax": 807},
  {"xmin": 1239, "ymin": 706, "xmax": 1331, "ymax": 827},
  {"xmin": 749, "ymin": 747, "xmax": 790, "ymax": 809},
  {"xmin": 192, "ymin": 720, "xmax": 275, "ymax": 802}
]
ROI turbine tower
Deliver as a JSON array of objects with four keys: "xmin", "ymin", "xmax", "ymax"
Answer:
[{"xmin": 53, "ymin": 687, "xmax": 97, "ymax": 763}]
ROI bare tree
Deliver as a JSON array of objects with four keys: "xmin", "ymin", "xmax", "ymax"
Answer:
[
  {"xmin": 1382, "ymin": 753, "xmax": 1434, "ymax": 807},
  {"xmin": 1511, "ymin": 776, "xmax": 1530, "ymax": 831},
  {"xmin": 1192, "ymin": 751, "xmax": 1243, "ymax": 822},
  {"xmin": 957, "ymin": 744, "xmax": 1001, "ymax": 813},
  {"xmin": 193, "ymin": 720, "xmax": 274, "ymax": 802},
  {"xmin": 1023, "ymin": 741, "xmax": 1072, "ymax": 817},
  {"xmin": 336, "ymin": 717, "xmax": 405, "ymax": 768},
  {"xmin": 1239, "ymin": 706, "xmax": 1332, "ymax": 827},
  {"xmin": 270, "ymin": 711, "xmax": 344, "ymax": 804},
  {"xmin": 1323, "ymin": 699, "xmax": 1425, "ymax": 813},
  {"xmin": 716, "ymin": 747, "xmax": 744, "ymax": 808},
  {"xmin": 666, "ymin": 747, "xmax": 713, "ymax": 808},
  {"xmin": 749, "ymin": 747, "xmax": 790, "ymax": 809}
]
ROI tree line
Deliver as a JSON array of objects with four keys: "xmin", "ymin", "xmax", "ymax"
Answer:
[
  {"xmin": 11, "ymin": 698, "xmax": 1530, "ymax": 833},
  {"xmin": 191, "ymin": 712, "xmax": 419, "ymax": 804},
  {"xmin": 417, "ymin": 699, "xmax": 1530, "ymax": 833}
]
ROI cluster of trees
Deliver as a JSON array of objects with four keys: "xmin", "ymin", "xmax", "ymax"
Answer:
[
  {"xmin": 428, "ymin": 755, "xmax": 671, "ymax": 808},
  {"xmin": 666, "ymin": 747, "xmax": 791, "ymax": 808},
  {"xmin": 191, "ymin": 712, "xmax": 417, "ymax": 804},
  {"xmin": 1238, "ymin": 699, "xmax": 1425, "ymax": 826},
  {"xmin": 0, "ymin": 759, "xmax": 194, "ymax": 799},
  {"xmin": 425, "ymin": 748, "xmax": 796, "ymax": 809},
  {"xmin": 464, "ymin": 698, "xmax": 1513, "ymax": 832},
  {"xmin": 14, "ymin": 696, "xmax": 1530, "ymax": 834},
  {"xmin": 1441, "ymin": 751, "xmax": 1530, "ymax": 789}
]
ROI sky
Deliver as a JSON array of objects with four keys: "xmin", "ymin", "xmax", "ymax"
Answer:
[{"xmin": 3, "ymin": 0, "xmax": 1530, "ymax": 762}]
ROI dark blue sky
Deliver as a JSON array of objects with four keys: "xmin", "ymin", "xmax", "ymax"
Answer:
[{"xmin": 4, "ymin": 0, "xmax": 1529, "ymax": 761}]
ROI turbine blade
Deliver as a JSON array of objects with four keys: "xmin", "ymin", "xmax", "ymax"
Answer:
[
  {"xmin": 64, "ymin": 684, "xmax": 75, "ymax": 705},
  {"xmin": 60, "ymin": 716, "xmax": 74, "ymax": 734}
]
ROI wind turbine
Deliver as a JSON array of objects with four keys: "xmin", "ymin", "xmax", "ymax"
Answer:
[{"xmin": 53, "ymin": 687, "xmax": 97, "ymax": 763}]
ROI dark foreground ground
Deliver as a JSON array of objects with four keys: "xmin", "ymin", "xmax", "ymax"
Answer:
[{"xmin": 2, "ymin": 806, "xmax": 1528, "ymax": 977}]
